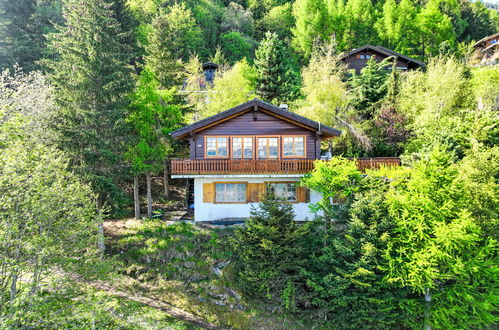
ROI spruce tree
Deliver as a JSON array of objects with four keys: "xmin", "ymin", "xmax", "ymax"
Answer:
[
  {"xmin": 47, "ymin": 0, "xmax": 135, "ymax": 215},
  {"xmin": 254, "ymin": 31, "xmax": 299, "ymax": 104}
]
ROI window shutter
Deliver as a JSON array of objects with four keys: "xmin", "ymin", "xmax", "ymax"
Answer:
[
  {"xmin": 203, "ymin": 183, "xmax": 214, "ymax": 203},
  {"xmin": 258, "ymin": 183, "xmax": 266, "ymax": 200},
  {"xmin": 297, "ymin": 186, "xmax": 310, "ymax": 203},
  {"xmin": 247, "ymin": 183, "xmax": 259, "ymax": 202}
]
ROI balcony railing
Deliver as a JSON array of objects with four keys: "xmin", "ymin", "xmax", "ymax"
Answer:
[{"xmin": 171, "ymin": 157, "xmax": 400, "ymax": 175}]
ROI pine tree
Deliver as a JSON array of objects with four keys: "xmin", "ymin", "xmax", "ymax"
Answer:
[
  {"xmin": 230, "ymin": 192, "xmax": 314, "ymax": 307},
  {"xmin": 254, "ymin": 31, "xmax": 299, "ymax": 104},
  {"xmin": 47, "ymin": 0, "xmax": 135, "ymax": 217}
]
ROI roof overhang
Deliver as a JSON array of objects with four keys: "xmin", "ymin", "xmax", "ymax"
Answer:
[
  {"xmin": 171, "ymin": 99, "xmax": 342, "ymax": 139},
  {"xmin": 341, "ymin": 44, "xmax": 424, "ymax": 67}
]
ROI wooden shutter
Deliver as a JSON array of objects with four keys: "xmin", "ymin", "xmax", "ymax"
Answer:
[
  {"xmin": 203, "ymin": 183, "xmax": 214, "ymax": 203},
  {"xmin": 247, "ymin": 183, "xmax": 258, "ymax": 203},
  {"xmin": 297, "ymin": 186, "xmax": 310, "ymax": 203},
  {"xmin": 258, "ymin": 183, "xmax": 266, "ymax": 200},
  {"xmin": 247, "ymin": 183, "xmax": 266, "ymax": 202}
]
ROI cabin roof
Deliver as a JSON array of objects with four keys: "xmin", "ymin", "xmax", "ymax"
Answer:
[
  {"xmin": 473, "ymin": 32, "xmax": 499, "ymax": 48},
  {"xmin": 342, "ymin": 44, "xmax": 424, "ymax": 67},
  {"xmin": 171, "ymin": 99, "xmax": 342, "ymax": 139},
  {"xmin": 202, "ymin": 61, "xmax": 219, "ymax": 70}
]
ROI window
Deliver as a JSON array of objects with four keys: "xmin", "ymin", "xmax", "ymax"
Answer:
[
  {"xmin": 356, "ymin": 54, "xmax": 361, "ymax": 59},
  {"xmin": 232, "ymin": 137, "xmax": 253, "ymax": 159},
  {"xmin": 258, "ymin": 137, "xmax": 278, "ymax": 159},
  {"xmin": 267, "ymin": 182, "xmax": 297, "ymax": 202},
  {"xmin": 366, "ymin": 55, "xmax": 371, "ymax": 59},
  {"xmin": 205, "ymin": 137, "xmax": 227, "ymax": 158},
  {"xmin": 283, "ymin": 136, "xmax": 305, "ymax": 157},
  {"xmin": 215, "ymin": 183, "xmax": 246, "ymax": 203},
  {"xmin": 360, "ymin": 54, "xmax": 365, "ymax": 59}
]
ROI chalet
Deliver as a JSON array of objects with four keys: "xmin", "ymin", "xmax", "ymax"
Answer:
[
  {"xmin": 471, "ymin": 32, "xmax": 499, "ymax": 66},
  {"xmin": 170, "ymin": 99, "xmax": 399, "ymax": 222},
  {"xmin": 342, "ymin": 45, "xmax": 424, "ymax": 74}
]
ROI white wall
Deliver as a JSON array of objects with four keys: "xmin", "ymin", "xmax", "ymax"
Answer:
[{"xmin": 193, "ymin": 177, "xmax": 322, "ymax": 221}]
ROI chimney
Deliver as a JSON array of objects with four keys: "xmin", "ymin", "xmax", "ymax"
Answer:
[{"xmin": 279, "ymin": 104, "xmax": 288, "ymax": 111}]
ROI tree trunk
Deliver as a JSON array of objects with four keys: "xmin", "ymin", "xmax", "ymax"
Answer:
[
  {"xmin": 134, "ymin": 175, "xmax": 140, "ymax": 219},
  {"xmin": 146, "ymin": 172, "xmax": 152, "ymax": 218},
  {"xmin": 96, "ymin": 200, "xmax": 105, "ymax": 253},
  {"xmin": 163, "ymin": 163, "xmax": 170, "ymax": 199},
  {"xmin": 10, "ymin": 272, "xmax": 17, "ymax": 305},
  {"xmin": 424, "ymin": 287, "xmax": 432, "ymax": 330}
]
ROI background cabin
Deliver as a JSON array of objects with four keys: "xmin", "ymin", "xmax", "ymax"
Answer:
[{"xmin": 342, "ymin": 45, "xmax": 424, "ymax": 74}]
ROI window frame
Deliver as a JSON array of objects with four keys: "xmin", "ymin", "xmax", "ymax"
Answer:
[
  {"xmin": 282, "ymin": 135, "xmax": 306, "ymax": 158},
  {"xmin": 265, "ymin": 181, "xmax": 299, "ymax": 203},
  {"xmin": 256, "ymin": 136, "xmax": 280, "ymax": 159},
  {"xmin": 230, "ymin": 136, "xmax": 254, "ymax": 159},
  {"xmin": 214, "ymin": 181, "xmax": 248, "ymax": 204},
  {"xmin": 204, "ymin": 136, "xmax": 229, "ymax": 158}
]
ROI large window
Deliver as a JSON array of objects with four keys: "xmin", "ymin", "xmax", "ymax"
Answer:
[
  {"xmin": 206, "ymin": 137, "xmax": 227, "ymax": 158},
  {"xmin": 267, "ymin": 182, "xmax": 297, "ymax": 202},
  {"xmin": 257, "ymin": 137, "xmax": 278, "ymax": 159},
  {"xmin": 232, "ymin": 137, "xmax": 253, "ymax": 159},
  {"xmin": 215, "ymin": 183, "xmax": 247, "ymax": 203},
  {"xmin": 283, "ymin": 136, "xmax": 305, "ymax": 157}
]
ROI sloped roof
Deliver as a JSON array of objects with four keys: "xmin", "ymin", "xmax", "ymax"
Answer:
[
  {"xmin": 473, "ymin": 32, "xmax": 499, "ymax": 48},
  {"xmin": 341, "ymin": 44, "xmax": 424, "ymax": 67},
  {"xmin": 171, "ymin": 99, "xmax": 342, "ymax": 139}
]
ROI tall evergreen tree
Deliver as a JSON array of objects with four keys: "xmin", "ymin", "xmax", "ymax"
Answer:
[
  {"xmin": 254, "ymin": 31, "xmax": 299, "ymax": 103},
  {"xmin": 47, "ymin": 0, "xmax": 135, "ymax": 218}
]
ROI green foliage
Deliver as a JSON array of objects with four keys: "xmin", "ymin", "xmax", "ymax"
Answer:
[
  {"xmin": 296, "ymin": 42, "xmax": 349, "ymax": 126},
  {"xmin": 229, "ymin": 193, "xmax": 315, "ymax": 307},
  {"xmin": 146, "ymin": 3, "xmax": 203, "ymax": 88},
  {"xmin": 221, "ymin": 2, "xmax": 254, "ymax": 36},
  {"xmin": 301, "ymin": 174, "xmax": 414, "ymax": 329},
  {"xmin": 257, "ymin": 3, "xmax": 295, "ymax": 40},
  {"xmin": 46, "ymin": 0, "xmax": 135, "ymax": 212},
  {"xmin": 126, "ymin": 68, "xmax": 183, "ymax": 174},
  {"xmin": 201, "ymin": 59, "xmax": 256, "ymax": 118},
  {"xmin": 301, "ymin": 157, "xmax": 363, "ymax": 221},
  {"xmin": 219, "ymin": 31, "xmax": 255, "ymax": 64},
  {"xmin": 254, "ymin": 31, "xmax": 300, "ymax": 103},
  {"xmin": 0, "ymin": 113, "xmax": 98, "ymax": 315},
  {"xmin": 2, "ymin": 286, "xmax": 193, "ymax": 329},
  {"xmin": 396, "ymin": 57, "xmax": 492, "ymax": 156},
  {"xmin": 382, "ymin": 147, "xmax": 497, "ymax": 329},
  {"xmin": 458, "ymin": 145, "xmax": 499, "ymax": 239},
  {"xmin": 0, "ymin": 0, "xmax": 63, "ymax": 71},
  {"xmin": 291, "ymin": 0, "xmax": 329, "ymax": 58},
  {"xmin": 349, "ymin": 58, "xmax": 392, "ymax": 120}
]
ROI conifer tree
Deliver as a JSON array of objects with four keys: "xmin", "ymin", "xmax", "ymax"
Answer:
[
  {"xmin": 254, "ymin": 31, "xmax": 299, "ymax": 104},
  {"xmin": 292, "ymin": 0, "xmax": 329, "ymax": 58},
  {"xmin": 47, "ymin": 0, "xmax": 135, "ymax": 222}
]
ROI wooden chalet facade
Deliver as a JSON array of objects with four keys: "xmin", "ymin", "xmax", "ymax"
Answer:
[
  {"xmin": 171, "ymin": 99, "xmax": 399, "ymax": 221},
  {"xmin": 342, "ymin": 45, "xmax": 424, "ymax": 74},
  {"xmin": 472, "ymin": 32, "xmax": 499, "ymax": 66}
]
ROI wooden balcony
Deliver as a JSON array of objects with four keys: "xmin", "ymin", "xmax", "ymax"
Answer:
[{"xmin": 171, "ymin": 157, "xmax": 400, "ymax": 175}]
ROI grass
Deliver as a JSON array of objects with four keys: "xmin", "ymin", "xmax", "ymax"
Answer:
[{"xmin": 102, "ymin": 218, "xmax": 312, "ymax": 329}]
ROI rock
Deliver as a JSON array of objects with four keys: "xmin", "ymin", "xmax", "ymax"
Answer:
[{"xmin": 226, "ymin": 288, "xmax": 241, "ymax": 300}]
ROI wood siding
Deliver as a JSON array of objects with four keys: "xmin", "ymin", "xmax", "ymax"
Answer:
[
  {"xmin": 343, "ymin": 49, "xmax": 419, "ymax": 74},
  {"xmin": 172, "ymin": 157, "xmax": 401, "ymax": 175},
  {"xmin": 190, "ymin": 110, "xmax": 318, "ymax": 159}
]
